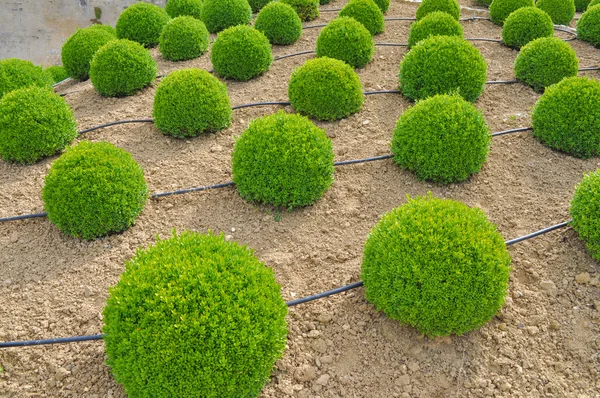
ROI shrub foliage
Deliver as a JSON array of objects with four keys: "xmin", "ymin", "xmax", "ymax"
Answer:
[
  {"xmin": 0, "ymin": 58, "xmax": 53, "ymax": 99},
  {"xmin": 588, "ymin": 0, "xmax": 600, "ymax": 8},
  {"xmin": 165, "ymin": 0, "xmax": 204, "ymax": 19},
  {"xmin": 577, "ymin": 5, "xmax": 600, "ymax": 47},
  {"xmin": 571, "ymin": 171, "xmax": 600, "ymax": 260},
  {"xmin": 61, "ymin": 25, "xmax": 117, "ymax": 80},
  {"xmin": 536, "ymin": 0, "xmax": 575, "ymax": 25},
  {"xmin": 490, "ymin": 0, "xmax": 534, "ymax": 26},
  {"xmin": 44, "ymin": 65, "xmax": 70, "ymax": 83},
  {"xmin": 373, "ymin": 0, "xmax": 390, "ymax": 13},
  {"xmin": 339, "ymin": 0, "xmax": 385, "ymax": 35},
  {"xmin": 316, "ymin": 17, "xmax": 374, "ymax": 68},
  {"xmin": 116, "ymin": 2, "xmax": 170, "ymax": 47},
  {"xmin": 416, "ymin": 0, "xmax": 461, "ymax": 20},
  {"xmin": 201, "ymin": 0, "xmax": 252, "ymax": 33},
  {"xmin": 248, "ymin": 0, "xmax": 273, "ymax": 13},
  {"xmin": 159, "ymin": 16, "xmax": 209, "ymax": 61},
  {"xmin": 501, "ymin": 7, "xmax": 554, "ymax": 49},
  {"xmin": 408, "ymin": 11, "xmax": 464, "ymax": 48},
  {"xmin": 281, "ymin": 0, "xmax": 319, "ymax": 21},
  {"xmin": 255, "ymin": 2, "xmax": 303, "ymax": 45},
  {"xmin": 575, "ymin": 0, "xmax": 591, "ymax": 11}
]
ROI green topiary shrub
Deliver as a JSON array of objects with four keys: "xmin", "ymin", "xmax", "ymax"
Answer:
[
  {"xmin": 588, "ymin": 0, "xmax": 600, "ymax": 9},
  {"xmin": 0, "ymin": 58, "xmax": 53, "ymax": 99},
  {"xmin": 536, "ymin": 0, "xmax": 575, "ymax": 25},
  {"xmin": 232, "ymin": 111, "xmax": 334, "ymax": 208},
  {"xmin": 44, "ymin": 65, "xmax": 70, "ymax": 84},
  {"xmin": 89, "ymin": 39, "xmax": 157, "ymax": 97},
  {"xmin": 514, "ymin": 36, "xmax": 578, "ymax": 92},
  {"xmin": 165, "ymin": 0, "xmax": 204, "ymax": 19},
  {"xmin": 575, "ymin": 0, "xmax": 591, "ymax": 11},
  {"xmin": 321, "ymin": 0, "xmax": 332, "ymax": 4},
  {"xmin": 153, "ymin": 68, "xmax": 232, "ymax": 138},
  {"xmin": 42, "ymin": 141, "xmax": 148, "ymax": 240},
  {"xmin": 416, "ymin": 0, "xmax": 461, "ymax": 20},
  {"xmin": 571, "ymin": 171, "xmax": 600, "ymax": 260},
  {"xmin": 93, "ymin": 24, "xmax": 118, "ymax": 36},
  {"xmin": 255, "ymin": 2, "xmax": 302, "ymax": 45},
  {"xmin": 316, "ymin": 17, "xmax": 374, "ymax": 68},
  {"xmin": 0, "ymin": 87, "xmax": 77, "ymax": 164},
  {"xmin": 361, "ymin": 195, "xmax": 511, "ymax": 337},
  {"xmin": 281, "ymin": 0, "xmax": 319, "ymax": 21},
  {"xmin": 577, "ymin": 5, "xmax": 600, "ymax": 46},
  {"xmin": 391, "ymin": 94, "xmax": 490, "ymax": 183},
  {"xmin": 532, "ymin": 77, "xmax": 600, "ymax": 158},
  {"xmin": 201, "ymin": 0, "xmax": 252, "ymax": 33},
  {"xmin": 288, "ymin": 57, "xmax": 364, "ymax": 121},
  {"xmin": 248, "ymin": 0, "xmax": 273, "ymax": 13},
  {"xmin": 477, "ymin": 0, "xmax": 492, "ymax": 6},
  {"xmin": 116, "ymin": 2, "xmax": 170, "ymax": 47},
  {"xmin": 61, "ymin": 25, "xmax": 117, "ymax": 80},
  {"xmin": 339, "ymin": 0, "xmax": 385, "ymax": 35},
  {"xmin": 407, "ymin": 11, "xmax": 464, "ymax": 48},
  {"xmin": 373, "ymin": 0, "xmax": 390, "ymax": 13},
  {"xmin": 103, "ymin": 230, "xmax": 288, "ymax": 398},
  {"xmin": 490, "ymin": 0, "xmax": 534, "ymax": 25},
  {"xmin": 399, "ymin": 36, "xmax": 487, "ymax": 102},
  {"xmin": 501, "ymin": 7, "xmax": 554, "ymax": 48},
  {"xmin": 159, "ymin": 16, "xmax": 209, "ymax": 61}
]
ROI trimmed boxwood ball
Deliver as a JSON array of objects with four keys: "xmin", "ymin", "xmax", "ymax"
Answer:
[
  {"xmin": 416, "ymin": 0, "xmax": 461, "ymax": 21},
  {"xmin": 0, "ymin": 87, "xmax": 77, "ymax": 164},
  {"xmin": 201, "ymin": 0, "xmax": 252, "ymax": 33},
  {"xmin": 501, "ymin": 7, "xmax": 554, "ymax": 49},
  {"xmin": 399, "ymin": 36, "xmax": 487, "ymax": 102},
  {"xmin": 281, "ymin": 0, "xmax": 319, "ymax": 21},
  {"xmin": 490, "ymin": 0, "xmax": 534, "ymax": 25},
  {"xmin": 577, "ymin": 5, "xmax": 600, "ymax": 47},
  {"xmin": 42, "ymin": 141, "xmax": 148, "ymax": 240},
  {"xmin": 288, "ymin": 57, "xmax": 364, "ymax": 121},
  {"xmin": 532, "ymin": 77, "xmax": 600, "ymax": 158},
  {"xmin": 575, "ymin": 0, "xmax": 591, "ymax": 11},
  {"xmin": 89, "ymin": 39, "xmax": 157, "ymax": 97},
  {"xmin": 514, "ymin": 36, "xmax": 578, "ymax": 92},
  {"xmin": 339, "ymin": 0, "xmax": 385, "ymax": 35},
  {"xmin": 44, "ymin": 65, "xmax": 69, "ymax": 84},
  {"xmin": 165, "ymin": 0, "xmax": 204, "ymax": 19},
  {"xmin": 61, "ymin": 25, "xmax": 117, "ymax": 80},
  {"xmin": 407, "ymin": 11, "xmax": 464, "ymax": 48},
  {"xmin": 536, "ymin": 0, "xmax": 575, "ymax": 25},
  {"xmin": 255, "ymin": 2, "xmax": 302, "ymax": 45},
  {"xmin": 316, "ymin": 17, "xmax": 374, "ymax": 68},
  {"xmin": 0, "ymin": 58, "xmax": 53, "ymax": 99},
  {"xmin": 373, "ymin": 0, "xmax": 390, "ymax": 13},
  {"xmin": 477, "ymin": 0, "xmax": 492, "ymax": 6},
  {"xmin": 392, "ymin": 94, "xmax": 490, "ymax": 183},
  {"xmin": 321, "ymin": 0, "xmax": 332, "ymax": 4},
  {"xmin": 153, "ymin": 69, "xmax": 232, "ymax": 138},
  {"xmin": 211, "ymin": 25, "xmax": 272, "ymax": 81},
  {"xmin": 232, "ymin": 111, "xmax": 334, "ymax": 208},
  {"xmin": 116, "ymin": 2, "xmax": 170, "ymax": 47},
  {"xmin": 248, "ymin": 0, "xmax": 273, "ymax": 12},
  {"xmin": 159, "ymin": 16, "xmax": 209, "ymax": 61},
  {"xmin": 571, "ymin": 171, "xmax": 600, "ymax": 260},
  {"xmin": 588, "ymin": 0, "xmax": 600, "ymax": 8}
]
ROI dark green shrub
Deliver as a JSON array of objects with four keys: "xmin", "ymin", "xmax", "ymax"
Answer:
[
  {"xmin": 153, "ymin": 69, "xmax": 232, "ymax": 137},
  {"xmin": 42, "ymin": 141, "xmax": 148, "ymax": 240},
  {"xmin": 571, "ymin": 171, "xmax": 600, "ymax": 260},
  {"xmin": 321, "ymin": 0, "xmax": 332, "ymax": 4},
  {"xmin": 490, "ymin": 0, "xmax": 534, "ymax": 25},
  {"xmin": 361, "ymin": 195, "xmax": 511, "ymax": 337},
  {"xmin": 536, "ymin": 0, "xmax": 575, "ymax": 25},
  {"xmin": 392, "ymin": 94, "xmax": 490, "ymax": 183},
  {"xmin": 501, "ymin": 7, "xmax": 554, "ymax": 48},
  {"xmin": 288, "ymin": 57, "xmax": 364, "ymax": 121},
  {"xmin": 514, "ymin": 36, "xmax": 578, "ymax": 92},
  {"xmin": 103, "ymin": 231, "xmax": 288, "ymax": 397},
  {"xmin": 339, "ymin": 0, "xmax": 384, "ymax": 35},
  {"xmin": 201, "ymin": 0, "xmax": 252, "ymax": 33},
  {"xmin": 575, "ymin": 0, "xmax": 591, "ymax": 11},
  {"xmin": 477, "ymin": 0, "xmax": 492, "ymax": 6},
  {"xmin": 255, "ymin": 2, "xmax": 302, "ymax": 45},
  {"xmin": 248, "ymin": 0, "xmax": 273, "ymax": 13},
  {"xmin": 577, "ymin": 5, "xmax": 600, "ymax": 46},
  {"xmin": 281, "ymin": 0, "xmax": 319, "ymax": 21},
  {"xmin": 44, "ymin": 65, "xmax": 70, "ymax": 83},
  {"xmin": 159, "ymin": 16, "xmax": 209, "ymax": 61},
  {"xmin": 232, "ymin": 111, "xmax": 334, "ymax": 208},
  {"xmin": 407, "ymin": 11, "xmax": 464, "ymax": 48},
  {"xmin": 399, "ymin": 36, "xmax": 487, "ymax": 102},
  {"xmin": 89, "ymin": 39, "xmax": 157, "ymax": 97},
  {"xmin": 211, "ymin": 25, "xmax": 272, "ymax": 81},
  {"xmin": 61, "ymin": 24, "xmax": 117, "ymax": 80},
  {"xmin": 0, "ymin": 58, "xmax": 53, "ymax": 99},
  {"xmin": 116, "ymin": 2, "xmax": 170, "ymax": 47},
  {"xmin": 416, "ymin": 0, "xmax": 461, "ymax": 20},
  {"xmin": 0, "ymin": 87, "xmax": 77, "ymax": 164},
  {"xmin": 588, "ymin": 0, "xmax": 600, "ymax": 9},
  {"xmin": 165, "ymin": 0, "xmax": 204, "ymax": 19},
  {"xmin": 373, "ymin": 0, "xmax": 390, "ymax": 13},
  {"xmin": 316, "ymin": 17, "xmax": 374, "ymax": 68},
  {"xmin": 532, "ymin": 77, "xmax": 600, "ymax": 158}
]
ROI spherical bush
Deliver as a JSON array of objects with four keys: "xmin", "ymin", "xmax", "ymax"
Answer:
[
  {"xmin": 61, "ymin": 25, "xmax": 117, "ymax": 80},
  {"xmin": 575, "ymin": 0, "xmax": 591, "ymax": 11},
  {"xmin": 577, "ymin": 5, "xmax": 600, "ymax": 47},
  {"xmin": 0, "ymin": 58, "xmax": 53, "ymax": 99},
  {"xmin": 536, "ymin": 0, "xmax": 575, "ymax": 25},
  {"xmin": 339, "ymin": 0, "xmax": 385, "ymax": 35},
  {"xmin": 490, "ymin": 0, "xmax": 534, "ymax": 25},
  {"xmin": 399, "ymin": 36, "xmax": 487, "ymax": 102},
  {"xmin": 248, "ymin": 0, "xmax": 273, "ymax": 13},
  {"xmin": 514, "ymin": 37, "xmax": 578, "ymax": 92},
  {"xmin": 416, "ymin": 0, "xmax": 461, "ymax": 21},
  {"xmin": 392, "ymin": 94, "xmax": 490, "ymax": 183},
  {"xmin": 478, "ymin": 0, "xmax": 492, "ymax": 6},
  {"xmin": 44, "ymin": 65, "xmax": 69, "ymax": 84},
  {"xmin": 116, "ymin": 2, "xmax": 170, "ymax": 47},
  {"xmin": 373, "ymin": 0, "xmax": 390, "ymax": 13},
  {"xmin": 407, "ymin": 11, "xmax": 464, "ymax": 48},
  {"xmin": 288, "ymin": 57, "xmax": 364, "ymax": 121},
  {"xmin": 165, "ymin": 0, "xmax": 203, "ymax": 19},
  {"xmin": 159, "ymin": 16, "xmax": 209, "ymax": 61},
  {"xmin": 233, "ymin": 111, "xmax": 334, "ymax": 208},
  {"xmin": 89, "ymin": 39, "xmax": 157, "ymax": 97},
  {"xmin": 532, "ymin": 77, "xmax": 600, "ymax": 158},
  {"xmin": 361, "ymin": 195, "xmax": 511, "ymax": 337},
  {"xmin": 255, "ymin": 2, "xmax": 302, "ymax": 45},
  {"xmin": 501, "ymin": 7, "xmax": 554, "ymax": 49},
  {"xmin": 588, "ymin": 0, "xmax": 600, "ymax": 9},
  {"xmin": 281, "ymin": 0, "xmax": 319, "ymax": 21},
  {"xmin": 316, "ymin": 17, "xmax": 374, "ymax": 68},
  {"xmin": 42, "ymin": 141, "xmax": 148, "ymax": 240},
  {"xmin": 201, "ymin": 0, "xmax": 252, "ymax": 33},
  {"xmin": 571, "ymin": 171, "xmax": 600, "ymax": 260},
  {"xmin": 0, "ymin": 87, "xmax": 77, "ymax": 164},
  {"xmin": 321, "ymin": 0, "xmax": 332, "ymax": 4},
  {"xmin": 153, "ymin": 69, "xmax": 232, "ymax": 138}
]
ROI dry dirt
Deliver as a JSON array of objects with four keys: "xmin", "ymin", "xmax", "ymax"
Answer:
[{"xmin": 1, "ymin": 0, "xmax": 600, "ymax": 397}]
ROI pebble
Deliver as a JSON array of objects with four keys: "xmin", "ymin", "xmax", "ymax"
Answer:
[
  {"xmin": 294, "ymin": 365, "xmax": 317, "ymax": 382},
  {"xmin": 575, "ymin": 272, "xmax": 591, "ymax": 284},
  {"xmin": 316, "ymin": 313, "xmax": 332, "ymax": 323},
  {"xmin": 362, "ymin": 120, "xmax": 370, "ymax": 125},
  {"xmin": 315, "ymin": 374, "xmax": 330, "ymax": 386},
  {"xmin": 540, "ymin": 280, "xmax": 558, "ymax": 296},
  {"xmin": 54, "ymin": 367, "xmax": 69, "ymax": 382}
]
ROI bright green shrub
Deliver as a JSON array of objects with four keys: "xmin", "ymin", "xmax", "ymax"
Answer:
[
  {"xmin": 392, "ymin": 94, "xmax": 490, "ymax": 183},
  {"xmin": 159, "ymin": 16, "xmax": 209, "ymax": 61},
  {"xmin": 44, "ymin": 66, "xmax": 70, "ymax": 83},
  {"xmin": 248, "ymin": 0, "xmax": 273, "ymax": 12},
  {"xmin": 42, "ymin": 141, "xmax": 148, "ymax": 240},
  {"xmin": 514, "ymin": 37, "xmax": 578, "ymax": 92},
  {"xmin": 416, "ymin": 0, "xmax": 461, "ymax": 20},
  {"xmin": 571, "ymin": 171, "xmax": 600, "ymax": 260},
  {"xmin": 201, "ymin": 0, "xmax": 252, "ymax": 33},
  {"xmin": 255, "ymin": 2, "xmax": 302, "ymax": 45},
  {"xmin": 490, "ymin": 0, "xmax": 534, "ymax": 25},
  {"xmin": 116, "ymin": 2, "xmax": 170, "ymax": 47},
  {"xmin": 153, "ymin": 69, "xmax": 232, "ymax": 138},
  {"xmin": 89, "ymin": 39, "xmax": 157, "ymax": 97},
  {"xmin": 93, "ymin": 24, "xmax": 118, "ymax": 36},
  {"xmin": 536, "ymin": 0, "xmax": 575, "ymax": 25},
  {"xmin": 316, "ymin": 17, "xmax": 374, "ymax": 68},
  {"xmin": 165, "ymin": 0, "xmax": 204, "ymax": 19},
  {"xmin": 61, "ymin": 24, "xmax": 117, "ymax": 80},
  {"xmin": 0, "ymin": 58, "xmax": 53, "ymax": 99},
  {"xmin": 288, "ymin": 57, "xmax": 364, "ymax": 121},
  {"xmin": 575, "ymin": 0, "xmax": 591, "ymax": 11},
  {"xmin": 361, "ymin": 195, "xmax": 511, "ymax": 337},
  {"xmin": 339, "ymin": 0, "xmax": 385, "ymax": 35},
  {"xmin": 577, "ymin": 5, "xmax": 600, "ymax": 46},
  {"xmin": 588, "ymin": 0, "xmax": 600, "ymax": 9},
  {"xmin": 501, "ymin": 7, "xmax": 554, "ymax": 48},
  {"xmin": 0, "ymin": 87, "xmax": 77, "ymax": 164},
  {"xmin": 532, "ymin": 77, "xmax": 600, "ymax": 158},
  {"xmin": 408, "ymin": 11, "xmax": 464, "ymax": 48},
  {"xmin": 373, "ymin": 0, "xmax": 390, "ymax": 13},
  {"xmin": 232, "ymin": 111, "xmax": 334, "ymax": 208},
  {"xmin": 281, "ymin": 0, "xmax": 319, "ymax": 21},
  {"xmin": 399, "ymin": 36, "xmax": 487, "ymax": 102}
]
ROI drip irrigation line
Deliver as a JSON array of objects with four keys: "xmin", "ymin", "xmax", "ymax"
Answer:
[
  {"xmin": 334, "ymin": 154, "xmax": 394, "ymax": 166},
  {"xmin": 486, "ymin": 79, "xmax": 520, "ymax": 85},
  {"xmin": 364, "ymin": 90, "xmax": 401, "ymax": 95},
  {"xmin": 554, "ymin": 26, "xmax": 577, "ymax": 36},
  {"xmin": 384, "ymin": 17, "xmax": 416, "ymax": 21},
  {"xmin": 460, "ymin": 16, "xmax": 491, "ymax": 21},
  {"xmin": 467, "ymin": 37, "xmax": 502, "ymax": 43},
  {"xmin": 320, "ymin": 7, "xmax": 342, "ymax": 12},
  {"xmin": 232, "ymin": 101, "xmax": 291, "ymax": 110},
  {"xmin": 505, "ymin": 221, "xmax": 570, "ymax": 246},
  {"xmin": 579, "ymin": 67, "xmax": 600, "ymax": 71},
  {"xmin": 52, "ymin": 77, "xmax": 72, "ymax": 88},
  {"xmin": 0, "ymin": 212, "xmax": 47, "ymax": 223},
  {"xmin": 375, "ymin": 42, "xmax": 408, "ymax": 47},
  {"xmin": 152, "ymin": 182, "xmax": 235, "ymax": 199},
  {"xmin": 274, "ymin": 50, "xmax": 315, "ymax": 60},
  {"xmin": 0, "ymin": 334, "xmax": 104, "ymax": 348},
  {"xmin": 78, "ymin": 119, "xmax": 154, "ymax": 135},
  {"xmin": 303, "ymin": 23, "xmax": 327, "ymax": 29},
  {"xmin": 491, "ymin": 126, "xmax": 532, "ymax": 137},
  {"xmin": 286, "ymin": 281, "xmax": 365, "ymax": 307}
]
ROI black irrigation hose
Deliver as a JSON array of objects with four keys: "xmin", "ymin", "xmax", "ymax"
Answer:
[
  {"xmin": 286, "ymin": 281, "xmax": 365, "ymax": 307},
  {"xmin": 274, "ymin": 50, "xmax": 315, "ymax": 60},
  {"xmin": 0, "ymin": 334, "xmax": 104, "ymax": 348},
  {"xmin": 78, "ymin": 119, "xmax": 154, "ymax": 135},
  {"xmin": 486, "ymin": 80, "xmax": 520, "ymax": 85},
  {"xmin": 491, "ymin": 126, "xmax": 532, "ymax": 137},
  {"xmin": 334, "ymin": 154, "xmax": 394, "ymax": 166},
  {"xmin": 467, "ymin": 38, "xmax": 502, "ymax": 43},
  {"xmin": 232, "ymin": 101, "xmax": 291, "ymax": 110},
  {"xmin": 505, "ymin": 220, "xmax": 570, "ymax": 246},
  {"xmin": 375, "ymin": 42, "xmax": 408, "ymax": 47},
  {"xmin": 320, "ymin": 7, "xmax": 342, "ymax": 12},
  {"xmin": 152, "ymin": 181, "xmax": 235, "ymax": 199},
  {"xmin": 0, "ymin": 212, "xmax": 48, "ymax": 223},
  {"xmin": 579, "ymin": 67, "xmax": 600, "ymax": 71},
  {"xmin": 364, "ymin": 90, "xmax": 401, "ymax": 95},
  {"xmin": 52, "ymin": 77, "xmax": 72, "ymax": 88}
]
